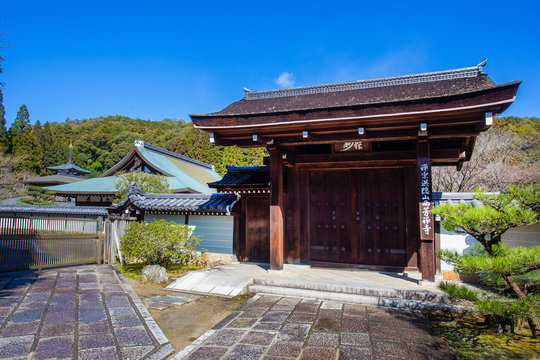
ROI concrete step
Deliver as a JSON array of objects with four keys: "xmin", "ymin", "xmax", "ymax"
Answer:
[
  {"xmin": 247, "ymin": 284, "xmax": 466, "ymax": 313},
  {"xmin": 251, "ymin": 277, "xmax": 448, "ymax": 303}
]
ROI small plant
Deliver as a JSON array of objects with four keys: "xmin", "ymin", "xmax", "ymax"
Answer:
[
  {"xmin": 120, "ymin": 219, "xmax": 202, "ymax": 268},
  {"xmin": 439, "ymin": 281, "xmax": 479, "ymax": 302}
]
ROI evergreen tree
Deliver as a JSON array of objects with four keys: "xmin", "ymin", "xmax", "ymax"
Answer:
[
  {"xmin": 435, "ymin": 185, "xmax": 540, "ymax": 338},
  {"xmin": 18, "ymin": 185, "xmax": 56, "ymax": 205},
  {"xmin": 0, "ymin": 55, "xmax": 6, "ymax": 152},
  {"xmin": 10, "ymin": 105, "xmax": 41, "ymax": 174},
  {"xmin": 32, "ymin": 120, "xmax": 45, "ymax": 174}
]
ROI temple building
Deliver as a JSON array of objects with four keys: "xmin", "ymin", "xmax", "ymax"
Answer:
[
  {"xmin": 47, "ymin": 140, "xmax": 221, "ymax": 207},
  {"xmin": 191, "ymin": 61, "xmax": 520, "ymax": 281},
  {"xmin": 24, "ymin": 143, "xmax": 91, "ymax": 187}
]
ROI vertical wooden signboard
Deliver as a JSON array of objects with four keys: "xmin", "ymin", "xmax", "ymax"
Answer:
[{"xmin": 417, "ymin": 142, "xmax": 435, "ymax": 281}]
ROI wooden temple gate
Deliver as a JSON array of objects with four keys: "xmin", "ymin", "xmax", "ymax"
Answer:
[{"xmin": 196, "ymin": 62, "xmax": 520, "ymax": 281}]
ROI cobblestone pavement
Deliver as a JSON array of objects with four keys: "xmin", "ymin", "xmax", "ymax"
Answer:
[
  {"xmin": 0, "ymin": 265, "xmax": 173, "ymax": 360},
  {"xmin": 175, "ymin": 294, "xmax": 456, "ymax": 360}
]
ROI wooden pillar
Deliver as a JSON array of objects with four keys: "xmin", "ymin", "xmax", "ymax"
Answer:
[
  {"xmin": 269, "ymin": 149, "xmax": 284, "ymax": 270},
  {"xmin": 417, "ymin": 142, "xmax": 435, "ymax": 281}
]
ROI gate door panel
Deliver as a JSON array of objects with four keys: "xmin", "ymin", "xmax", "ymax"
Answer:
[
  {"xmin": 245, "ymin": 197, "xmax": 270, "ymax": 262},
  {"xmin": 353, "ymin": 169, "xmax": 407, "ymax": 266},
  {"xmin": 309, "ymin": 170, "xmax": 353, "ymax": 263}
]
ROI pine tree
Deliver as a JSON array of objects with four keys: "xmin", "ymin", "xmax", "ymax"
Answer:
[
  {"xmin": 0, "ymin": 54, "xmax": 6, "ymax": 153},
  {"xmin": 435, "ymin": 185, "xmax": 540, "ymax": 338},
  {"xmin": 32, "ymin": 120, "xmax": 45, "ymax": 174},
  {"xmin": 18, "ymin": 185, "xmax": 56, "ymax": 205},
  {"xmin": 10, "ymin": 105, "xmax": 41, "ymax": 174}
]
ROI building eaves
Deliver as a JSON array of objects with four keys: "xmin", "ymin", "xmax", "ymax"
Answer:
[{"xmin": 0, "ymin": 205, "xmax": 108, "ymax": 216}]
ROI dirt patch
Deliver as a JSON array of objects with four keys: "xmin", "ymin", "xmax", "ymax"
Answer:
[{"xmin": 125, "ymin": 278, "xmax": 250, "ymax": 354}]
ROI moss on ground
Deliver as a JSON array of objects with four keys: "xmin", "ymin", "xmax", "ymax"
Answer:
[
  {"xmin": 117, "ymin": 262, "xmax": 205, "ymax": 285},
  {"xmin": 425, "ymin": 312, "xmax": 540, "ymax": 359}
]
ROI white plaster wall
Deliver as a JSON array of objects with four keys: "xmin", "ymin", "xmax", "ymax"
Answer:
[{"xmin": 439, "ymin": 226, "xmax": 479, "ymax": 271}]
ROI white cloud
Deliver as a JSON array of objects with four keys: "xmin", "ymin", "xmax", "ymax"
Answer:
[{"xmin": 275, "ymin": 71, "xmax": 295, "ymax": 88}]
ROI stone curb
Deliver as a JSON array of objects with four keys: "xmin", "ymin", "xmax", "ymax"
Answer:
[
  {"xmin": 111, "ymin": 266, "xmax": 174, "ymax": 359},
  {"xmin": 171, "ymin": 294, "xmax": 262, "ymax": 360},
  {"xmin": 248, "ymin": 285, "xmax": 470, "ymax": 314}
]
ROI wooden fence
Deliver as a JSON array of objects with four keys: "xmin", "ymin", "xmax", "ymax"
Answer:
[{"xmin": 0, "ymin": 216, "xmax": 104, "ymax": 272}]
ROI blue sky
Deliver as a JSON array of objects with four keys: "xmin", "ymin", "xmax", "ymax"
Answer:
[{"xmin": 1, "ymin": 0, "xmax": 539, "ymax": 127}]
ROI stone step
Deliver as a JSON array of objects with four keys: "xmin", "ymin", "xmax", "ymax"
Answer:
[
  {"xmin": 247, "ymin": 284, "xmax": 467, "ymax": 313},
  {"xmin": 252, "ymin": 277, "xmax": 448, "ymax": 302}
]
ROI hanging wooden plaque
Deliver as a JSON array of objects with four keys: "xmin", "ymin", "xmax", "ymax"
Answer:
[{"xmin": 333, "ymin": 141, "xmax": 371, "ymax": 152}]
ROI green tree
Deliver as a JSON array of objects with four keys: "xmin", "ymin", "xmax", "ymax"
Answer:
[
  {"xmin": 10, "ymin": 105, "xmax": 41, "ymax": 174},
  {"xmin": 114, "ymin": 171, "xmax": 171, "ymax": 201},
  {"xmin": 434, "ymin": 185, "xmax": 540, "ymax": 338},
  {"xmin": 18, "ymin": 185, "xmax": 56, "ymax": 205}
]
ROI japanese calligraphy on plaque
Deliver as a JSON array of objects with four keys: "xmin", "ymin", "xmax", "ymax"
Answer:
[
  {"xmin": 418, "ymin": 158, "xmax": 434, "ymax": 240},
  {"xmin": 333, "ymin": 141, "xmax": 371, "ymax": 152}
]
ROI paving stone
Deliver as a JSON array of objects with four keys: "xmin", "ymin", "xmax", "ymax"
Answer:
[
  {"xmin": 79, "ymin": 288, "xmax": 101, "ymax": 295},
  {"xmin": 79, "ymin": 308, "xmax": 107, "ymax": 322},
  {"xmin": 51, "ymin": 292, "xmax": 76, "ymax": 302},
  {"xmin": 79, "ymin": 333, "xmax": 115, "ymax": 350},
  {"xmin": 343, "ymin": 304, "xmax": 367, "ymax": 317},
  {"xmin": 341, "ymin": 331, "xmax": 370, "ymax": 347},
  {"xmin": 240, "ymin": 331, "xmax": 276, "ymax": 346},
  {"xmin": 313, "ymin": 318, "xmax": 340, "ymax": 333},
  {"xmin": 34, "ymin": 336, "xmax": 74, "ymax": 359},
  {"xmin": 48, "ymin": 301, "xmax": 76, "ymax": 311},
  {"xmin": 223, "ymin": 344, "xmax": 266, "ymax": 360},
  {"xmin": 79, "ymin": 282, "xmax": 99, "ymax": 289},
  {"xmin": 342, "ymin": 316, "xmax": 368, "ymax": 332},
  {"xmin": 0, "ymin": 321, "xmax": 40, "ymax": 336},
  {"xmin": 238, "ymin": 307, "xmax": 268, "ymax": 318},
  {"xmin": 307, "ymin": 331, "xmax": 338, "ymax": 347},
  {"xmin": 40, "ymin": 322, "xmax": 75, "ymax": 337},
  {"xmin": 111, "ymin": 315, "xmax": 143, "ymax": 328},
  {"xmin": 79, "ymin": 294, "xmax": 102, "ymax": 304},
  {"xmin": 186, "ymin": 346, "xmax": 229, "ymax": 360},
  {"xmin": 288, "ymin": 311, "xmax": 317, "ymax": 324},
  {"xmin": 79, "ymin": 320, "xmax": 110, "ymax": 334},
  {"xmin": 261, "ymin": 310, "xmax": 290, "ymax": 323},
  {"xmin": 148, "ymin": 302, "xmax": 172, "ymax": 310},
  {"xmin": 278, "ymin": 323, "xmax": 311, "ymax": 341},
  {"xmin": 44, "ymin": 309, "xmax": 75, "ymax": 323},
  {"xmin": 105, "ymin": 295, "xmax": 131, "ymax": 307},
  {"xmin": 267, "ymin": 340, "xmax": 304, "ymax": 358},
  {"xmin": 0, "ymin": 334, "xmax": 34, "ymax": 358},
  {"xmin": 370, "ymin": 329, "xmax": 401, "ymax": 342},
  {"xmin": 108, "ymin": 306, "xmax": 137, "ymax": 317},
  {"xmin": 339, "ymin": 346, "xmax": 372, "ymax": 360},
  {"xmin": 212, "ymin": 312, "xmax": 239, "ymax": 329},
  {"xmin": 0, "ymin": 296, "xmax": 22, "ymax": 307},
  {"xmin": 120, "ymin": 345, "xmax": 155, "ymax": 360},
  {"xmin": 79, "ymin": 302, "xmax": 105, "ymax": 311},
  {"xmin": 0, "ymin": 316, "xmax": 6, "ymax": 327},
  {"xmin": 204, "ymin": 328, "xmax": 246, "ymax": 346},
  {"xmin": 115, "ymin": 326, "xmax": 153, "ymax": 347},
  {"xmin": 372, "ymin": 341, "xmax": 408, "ymax": 358},
  {"xmin": 320, "ymin": 301, "xmax": 343, "ymax": 310},
  {"xmin": 10, "ymin": 308, "xmax": 44, "ymax": 322},
  {"xmin": 295, "ymin": 302, "xmax": 320, "ymax": 313},
  {"xmin": 18, "ymin": 301, "xmax": 47, "ymax": 310},
  {"xmin": 300, "ymin": 347, "xmax": 339, "ymax": 360},
  {"xmin": 23, "ymin": 292, "xmax": 50, "ymax": 302},
  {"xmin": 79, "ymin": 346, "xmax": 119, "ymax": 360},
  {"xmin": 253, "ymin": 321, "xmax": 282, "ymax": 331},
  {"xmin": 318, "ymin": 309, "xmax": 341, "ymax": 320},
  {"xmin": 0, "ymin": 306, "xmax": 13, "ymax": 316},
  {"xmin": 226, "ymin": 317, "xmax": 258, "ymax": 329}
]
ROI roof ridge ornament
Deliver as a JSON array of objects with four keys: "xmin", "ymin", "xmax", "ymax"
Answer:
[
  {"xmin": 134, "ymin": 139, "xmax": 145, "ymax": 147},
  {"xmin": 243, "ymin": 62, "xmax": 488, "ymax": 100}
]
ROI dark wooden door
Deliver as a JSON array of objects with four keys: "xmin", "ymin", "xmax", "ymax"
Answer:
[
  {"xmin": 308, "ymin": 170, "xmax": 353, "ymax": 263},
  {"xmin": 353, "ymin": 169, "xmax": 407, "ymax": 266},
  {"xmin": 245, "ymin": 197, "xmax": 270, "ymax": 262}
]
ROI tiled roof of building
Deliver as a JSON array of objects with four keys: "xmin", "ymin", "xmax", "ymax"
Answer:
[
  {"xmin": 208, "ymin": 166, "xmax": 269, "ymax": 190},
  {"xmin": 113, "ymin": 184, "xmax": 238, "ymax": 214},
  {"xmin": 0, "ymin": 204, "xmax": 108, "ymax": 216},
  {"xmin": 24, "ymin": 174, "xmax": 87, "ymax": 186},
  {"xmin": 48, "ymin": 162, "xmax": 91, "ymax": 174},
  {"xmin": 48, "ymin": 140, "xmax": 221, "ymax": 195},
  {"xmin": 191, "ymin": 61, "xmax": 520, "ymax": 118}
]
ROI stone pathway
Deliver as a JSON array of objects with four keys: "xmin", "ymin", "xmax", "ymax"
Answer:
[
  {"xmin": 0, "ymin": 264, "xmax": 173, "ymax": 360},
  {"xmin": 146, "ymin": 293, "xmax": 200, "ymax": 310},
  {"xmin": 175, "ymin": 294, "xmax": 456, "ymax": 360}
]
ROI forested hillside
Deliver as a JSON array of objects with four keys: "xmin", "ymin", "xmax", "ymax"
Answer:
[{"xmin": 1, "ymin": 112, "xmax": 266, "ymax": 178}]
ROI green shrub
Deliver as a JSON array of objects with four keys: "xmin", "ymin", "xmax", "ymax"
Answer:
[
  {"xmin": 439, "ymin": 281, "xmax": 479, "ymax": 302},
  {"xmin": 120, "ymin": 219, "xmax": 202, "ymax": 268}
]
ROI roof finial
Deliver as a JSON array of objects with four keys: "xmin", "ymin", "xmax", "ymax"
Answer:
[
  {"xmin": 477, "ymin": 59, "xmax": 487, "ymax": 73},
  {"xmin": 69, "ymin": 141, "xmax": 73, "ymax": 163}
]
